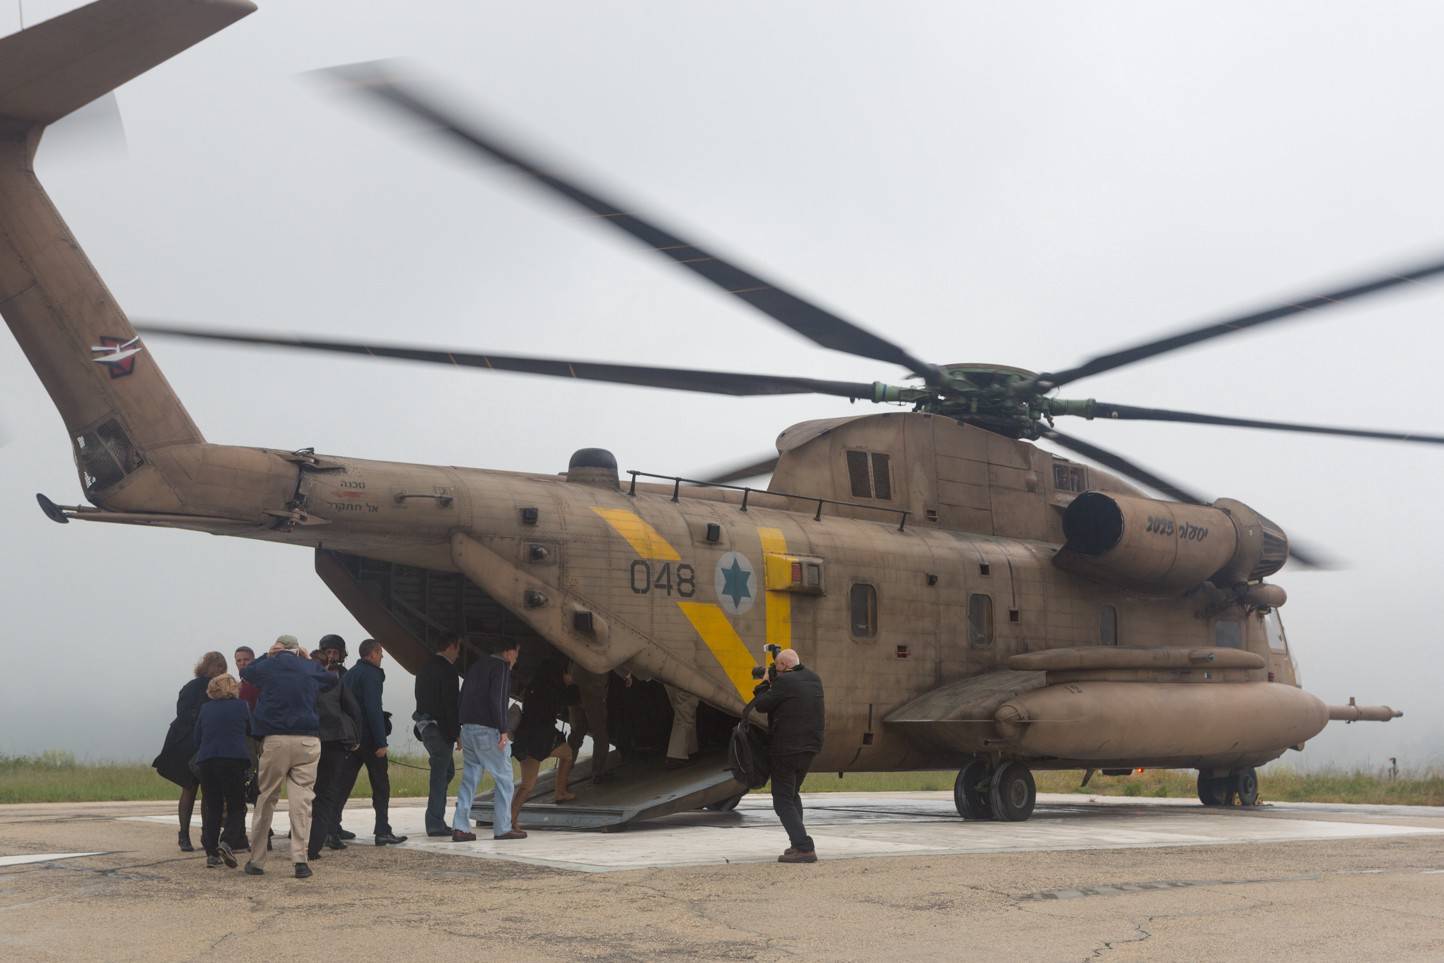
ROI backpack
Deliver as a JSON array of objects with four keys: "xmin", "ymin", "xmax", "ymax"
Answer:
[{"xmin": 727, "ymin": 701, "xmax": 772, "ymax": 789}]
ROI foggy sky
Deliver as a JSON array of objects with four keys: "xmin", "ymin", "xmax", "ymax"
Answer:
[{"xmin": 2, "ymin": 0, "xmax": 1441, "ymax": 769}]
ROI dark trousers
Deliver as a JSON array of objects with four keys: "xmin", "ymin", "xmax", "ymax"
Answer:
[
  {"xmin": 339, "ymin": 748, "xmax": 392, "ymax": 835},
  {"xmin": 307, "ymin": 741, "xmax": 350, "ymax": 855},
  {"xmin": 421, "ymin": 729, "xmax": 456, "ymax": 835},
  {"xmin": 769, "ymin": 752, "xmax": 816, "ymax": 852},
  {"xmin": 198, "ymin": 758, "xmax": 248, "ymax": 857},
  {"xmin": 566, "ymin": 687, "xmax": 610, "ymax": 780}
]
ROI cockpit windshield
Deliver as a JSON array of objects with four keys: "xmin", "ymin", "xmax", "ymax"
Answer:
[{"xmin": 1264, "ymin": 610, "xmax": 1288, "ymax": 653}]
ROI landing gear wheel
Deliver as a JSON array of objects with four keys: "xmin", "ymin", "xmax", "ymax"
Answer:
[
  {"xmin": 988, "ymin": 761, "xmax": 1036, "ymax": 822},
  {"xmin": 1232, "ymin": 768, "xmax": 1259, "ymax": 807},
  {"xmin": 1196, "ymin": 772, "xmax": 1228, "ymax": 807},
  {"xmin": 953, "ymin": 760, "xmax": 993, "ymax": 820},
  {"xmin": 705, "ymin": 792, "xmax": 744, "ymax": 813}
]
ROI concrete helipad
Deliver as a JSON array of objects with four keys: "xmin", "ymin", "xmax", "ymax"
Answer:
[
  {"xmin": 122, "ymin": 791, "xmax": 1444, "ymax": 873},
  {"xmin": 9, "ymin": 793, "xmax": 1444, "ymax": 961}
]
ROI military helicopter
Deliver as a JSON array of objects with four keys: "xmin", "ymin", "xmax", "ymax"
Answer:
[{"xmin": 3, "ymin": 0, "xmax": 1431, "ymax": 828}]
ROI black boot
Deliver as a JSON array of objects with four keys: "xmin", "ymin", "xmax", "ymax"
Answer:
[{"xmin": 178, "ymin": 831, "xmax": 194, "ymax": 853}]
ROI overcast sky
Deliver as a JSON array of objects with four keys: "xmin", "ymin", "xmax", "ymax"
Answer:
[{"xmin": 2, "ymin": 0, "xmax": 1440, "ymax": 769}]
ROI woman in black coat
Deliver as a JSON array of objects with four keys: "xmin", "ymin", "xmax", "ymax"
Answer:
[{"xmin": 152, "ymin": 651, "xmax": 227, "ymax": 852}]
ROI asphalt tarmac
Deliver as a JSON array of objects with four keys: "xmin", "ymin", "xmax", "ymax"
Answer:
[{"xmin": 3, "ymin": 792, "xmax": 1443, "ymax": 961}]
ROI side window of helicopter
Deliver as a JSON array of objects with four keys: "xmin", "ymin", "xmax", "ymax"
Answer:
[
  {"xmin": 849, "ymin": 582, "xmax": 878, "ymax": 639},
  {"xmin": 846, "ymin": 451, "xmax": 871, "ymax": 498},
  {"xmin": 844, "ymin": 450, "xmax": 893, "ymax": 500},
  {"xmin": 1100, "ymin": 605, "xmax": 1118, "ymax": 645},
  {"xmin": 1214, "ymin": 619, "xmax": 1243, "ymax": 649},
  {"xmin": 968, "ymin": 593, "xmax": 993, "ymax": 646},
  {"xmin": 871, "ymin": 453, "xmax": 892, "ymax": 500}
]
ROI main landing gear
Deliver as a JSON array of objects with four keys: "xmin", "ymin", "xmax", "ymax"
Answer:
[
  {"xmin": 953, "ymin": 758, "xmax": 1037, "ymax": 822},
  {"xmin": 1196, "ymin": 767, "xmax": 1259, "ymax": 807}
]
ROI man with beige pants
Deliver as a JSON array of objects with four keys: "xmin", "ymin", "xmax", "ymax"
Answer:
[{"xmin": 238, "ymin": 635, "xmax": 337, "ymax": 879}]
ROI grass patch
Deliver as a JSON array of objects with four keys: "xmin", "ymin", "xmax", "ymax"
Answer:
[
  {"xmin": 3, "ymin": 752, "xmax": 1440, "ymax": 807},
  {"xmin": 0, "ymin": 751, "xmax": 466, "ymax": 805}
]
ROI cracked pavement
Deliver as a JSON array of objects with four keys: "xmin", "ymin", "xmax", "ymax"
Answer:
[{"xmin": 2, "ymin": 796, "xmax": 1442, "ymax": 961}]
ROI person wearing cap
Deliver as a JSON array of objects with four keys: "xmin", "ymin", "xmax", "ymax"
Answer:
[
  {"xmin": 239, "ymin": 634, "xmax": 337, "ymax": 879},
  {"xmin": 316, "ymin": 634, "xmax": 358, "ymax": 844},
  {"xmin": 752, "ymin": 648, "xmax": 826, "ymax": 864},
  {"xmin": 318, "ymin": 634, "xmax": 348, "ymax": 678}
]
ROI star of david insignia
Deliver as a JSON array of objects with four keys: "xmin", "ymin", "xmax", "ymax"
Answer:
[{"xmin": 714, "ymin": 552, "xmax": 755, "ymax": 616}]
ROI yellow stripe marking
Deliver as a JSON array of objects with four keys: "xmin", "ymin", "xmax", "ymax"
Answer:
[
  {"xmin": 677, "ymin": 601, "xmax": 757, "ymax": 700},
  {"xmin": 591, "ymin": 507, "xmax": 681, "ymax": 561},
  {"xmin": 758, "ymin": 527, "xmax": 791, "ymax": 649}
]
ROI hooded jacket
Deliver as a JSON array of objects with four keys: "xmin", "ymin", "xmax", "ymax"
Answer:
[{"xmin": 316, "ymin": 670, "xmax": 363, "ymax": 745}]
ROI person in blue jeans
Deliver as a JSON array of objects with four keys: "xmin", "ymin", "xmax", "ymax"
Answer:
[{"xmin": 452, "ymin": 639, "xmax": 526, "ymax": 841}]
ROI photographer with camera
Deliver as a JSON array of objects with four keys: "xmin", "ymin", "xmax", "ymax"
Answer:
[{"xmin": 752, "ymin": 647, "xmax": 825, "ymax": 864}]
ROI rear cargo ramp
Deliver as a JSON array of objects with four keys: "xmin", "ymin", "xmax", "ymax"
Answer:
[{"xmin": 476, "ymin": 750, "xmax": 744, "ymax": 831}]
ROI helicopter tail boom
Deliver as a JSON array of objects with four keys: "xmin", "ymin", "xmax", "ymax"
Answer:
[{"xmin": 0, "ymin": 0, "xmax": 254, "ymax": 506}]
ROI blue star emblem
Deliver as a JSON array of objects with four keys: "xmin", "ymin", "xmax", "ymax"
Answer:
[{"xmin": 720, "ymin": 558, "xmax": 752, "ymax": 608}]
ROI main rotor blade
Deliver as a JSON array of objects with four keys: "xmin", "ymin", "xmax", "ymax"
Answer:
[
  {"xmin": 1036, "ymin": 251, "xmax": 1444, "ymax": 390},
  {"xmin": 324, "ymin": 63, "xmax": 936, "ymax": 380},
  {"xmin": 1043, "ymin": 428, "xmax": 1330, "ymax": 568},
  {"xmin": 135, "ymin": 323, "xmax": 875, "ymax": 399},
  {"xmin": 1082, "ymin": 403, "xmax": 1444, "ymax": 446},
  {"xmin": 697, "ymin": 454, "xmax": 780, "ymax": 485}
]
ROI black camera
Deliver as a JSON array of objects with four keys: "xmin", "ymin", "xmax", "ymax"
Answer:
[{"xmin": 750, "ymin": 643, "xmax": 784, "ymax": 681}]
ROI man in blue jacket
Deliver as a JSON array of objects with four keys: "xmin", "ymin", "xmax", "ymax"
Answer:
[
  {"xmin": 339, "ymin": 639, "xmax": 406, "ymax": 846},
  {"xmin": 240, "ymin": 635, "xmax": 337, "ymax": 879}
]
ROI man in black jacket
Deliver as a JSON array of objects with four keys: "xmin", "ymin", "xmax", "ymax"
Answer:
[
  {"xmin": 413, "ymin": 636, "xmax": 461, "ymax": 838},
  {"xmin": 307, "ymin": 653, "xmax": 363, "ymax": 860},
  {"xmin": 339, "ymin": 640, "xmax": 407, "ymax": 846},
  {"xmin": 752, "ymin": 648, "xmax": 825, "ymax": 864}
]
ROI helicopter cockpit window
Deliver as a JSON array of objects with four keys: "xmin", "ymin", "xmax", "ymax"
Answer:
[
  {"xmin": 968, "ymin": 593, "xmax": 993, "ymax": 646},
  {"xmin": 1214, "ymin": 619, "xmax": 1243, "ymax": 649},
  {"xmin": 844, "ymin": 450, "xmax": 893, "ymax": 500},
  {"xmin": 849, "ymin": 582, "xmax": 878, "ymax": 639},
  {"xmin": 1100, "ymin": 605, "xmax": 1118, "ymax": 645},
  {"xmin": 1264, "ymin": 611, "xmax": 1289, "ymax": 653}
]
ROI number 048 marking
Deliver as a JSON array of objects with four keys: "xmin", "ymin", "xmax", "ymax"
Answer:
[{"xmin": 629, "ymin": 560, "xmax": 696, "ymax": 597}]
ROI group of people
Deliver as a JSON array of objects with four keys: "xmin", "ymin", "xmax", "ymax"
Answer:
[
  {"xmin": 153, "ymin": 634, "xmax": 406, "ymax": 879},
  {"xmin": 155, "ymin": 632, "xmax": 828, "ymax": 874}
]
